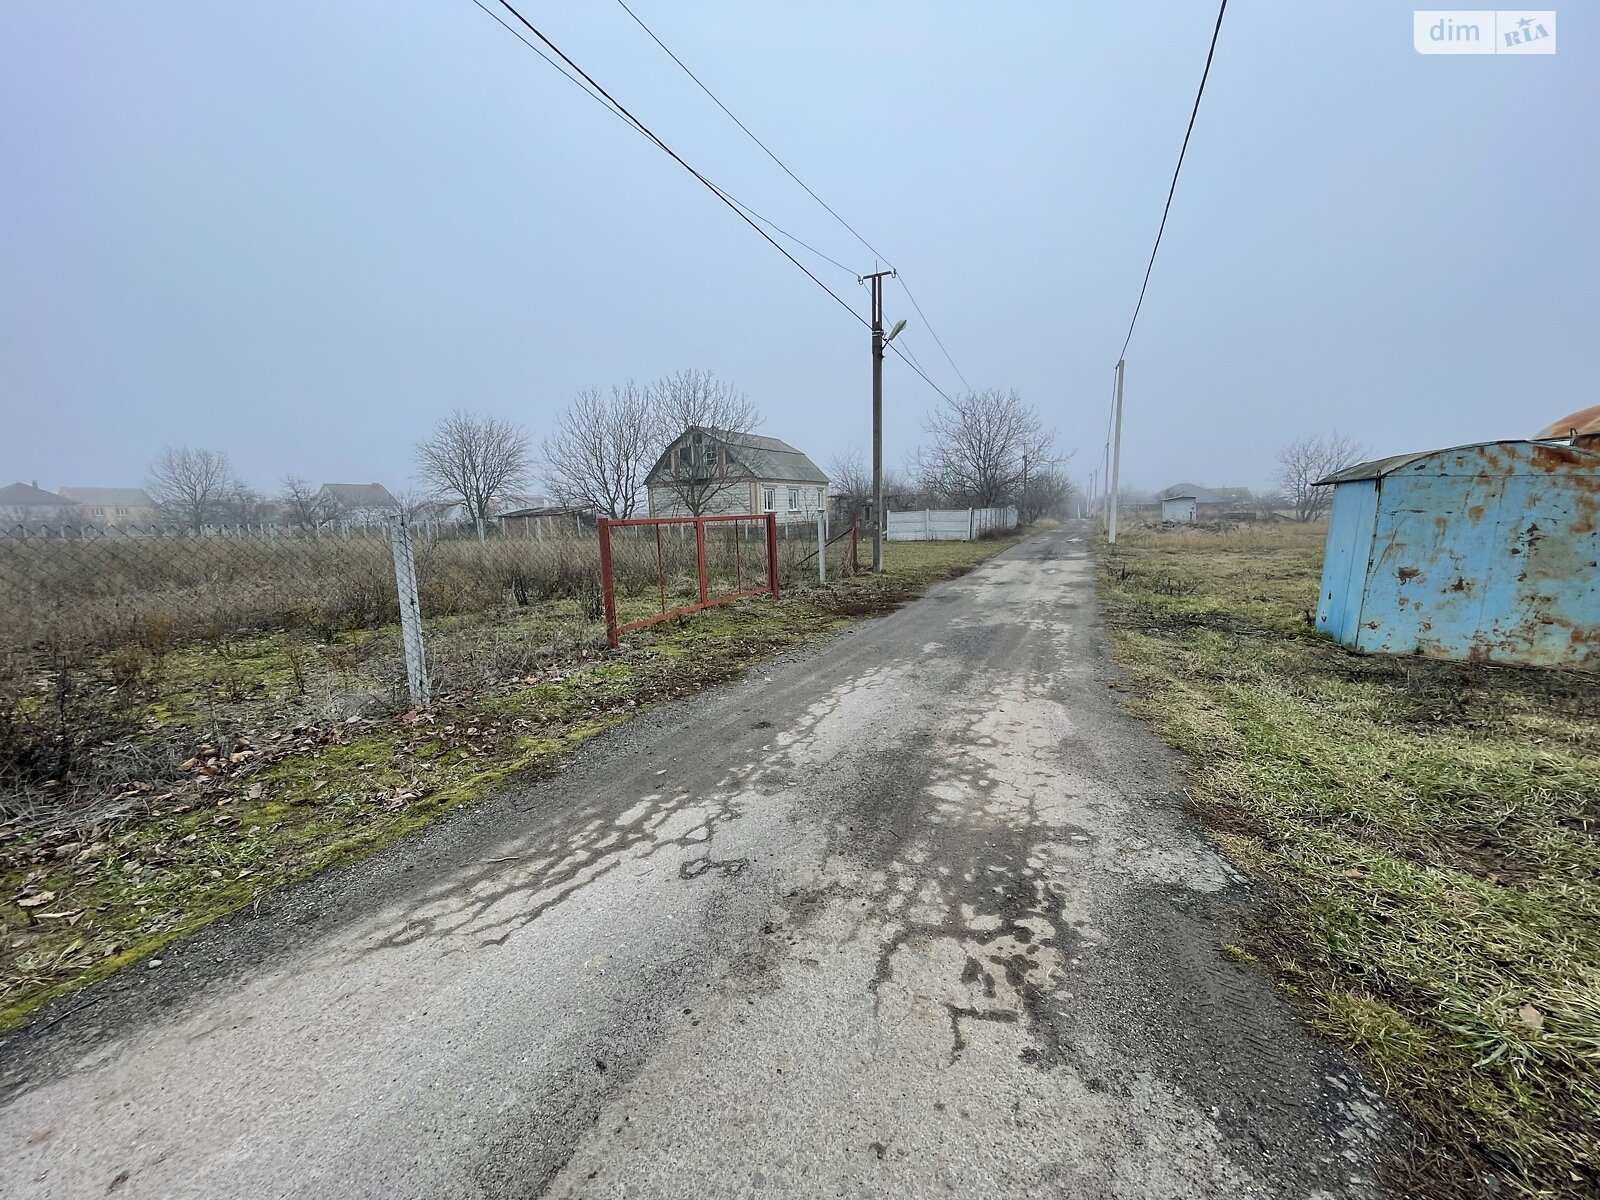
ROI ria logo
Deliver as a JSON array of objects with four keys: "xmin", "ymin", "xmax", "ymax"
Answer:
[{"xmin": 1413, "ymin": 10, "xmax": 1556, "ymax": 54}]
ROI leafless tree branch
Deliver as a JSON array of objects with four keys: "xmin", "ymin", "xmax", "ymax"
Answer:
[
  {"xmin": 914, "ymin": 389, "xmax": 1061, "ymax": 508},
  {"xmin": 415, "ymin": 410, "xmax": 532, "ymax": 525},
  {"xmin": 541, "ymin": 383, "xmax": 654, "ymax": 519},
  {"xmin": 1276, "ymin": 431, "xmax": 1364, "ymax": 522},
  {"xmin": 146, "ymin": 447, "xmax": 239, "ymax": 533},
  {"xmin": 646, "ymin": 369, "xmax": 762, "ymax": 516}
]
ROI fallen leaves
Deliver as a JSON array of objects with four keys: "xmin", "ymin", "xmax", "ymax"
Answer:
[
  {"xmin": 15, "ymin": 891, "xmax": 56, "ymax": 909},
  {"xmin": 1519, "ymin": 1003, "xmax": 1545, "ymax": 1032}
]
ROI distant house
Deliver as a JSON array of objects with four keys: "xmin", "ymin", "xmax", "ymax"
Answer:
[
  {"xmin": 410, "ymin": 498, "xmax": 471, "ymax": 525},
  {"xmin": 317, "ymin": 482, "xmax": 398, "ymax": 525},
  {"xmin": 1156, "ymin": 482, "xmax": 1258, "ymax": 519},
  {"xmin": 500, "ymin": 504, "xmax": 598, "ymax": 538},
  {"xmin": 645, "ymin": 427, "xmax": 829, "ymax": 521},
  {"xmin": 58, "ymin": 486, "xmax": 157, "ymax": 525},
  {"xmin": 0, "ymin": 482, "xmax": 80, "ymax": 526},
  {"xmin": 491, "ymin": 493, "xmax": 557, "ymax": 516}
]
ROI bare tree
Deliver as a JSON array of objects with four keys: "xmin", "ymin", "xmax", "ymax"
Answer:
[
  {"xmin": 1019, "ymin": 466, "xmax": 1075, "ymax": 523},
  {"xmin": 827, "ymin": 450, "xmax": 872, "ymax": 514},
  {"xmin": 645, "ymin": 369, "xmax": 762, "ymax": 515},
  {"xmin": 1276, "ymin": 432, "xmax": 1364, "ymax": 522},
  {"xmin": 279, "ymin": 474, "xmax": 338, "ymax": 530},
  {"xmin": 222, "ymin": 482, "xmax": 270, "ymax": 526},
  {"xmin": 541, "ymin": 383, "xmax": 654, "ymax": 518},
  {"xmin": 914, "ymin": 389, "xmax": 1058, "ymax": 507},
  {"xmin": 146, "ymin": 447, "xmax": 238, "ymax": 533},
  {"xmin": 415, "ymin": 409, "xmax": 532, "ymax": 528}
]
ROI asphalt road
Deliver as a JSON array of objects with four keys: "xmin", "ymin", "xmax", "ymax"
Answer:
[{"xmin": 0, "ymin": 526, "xmax": 1395, "ymax": 1198}]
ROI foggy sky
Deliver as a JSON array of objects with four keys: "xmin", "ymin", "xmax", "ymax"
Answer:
[{"xmin": 3, "ymin": 2, "xmax": 1595, "ymax": 497}]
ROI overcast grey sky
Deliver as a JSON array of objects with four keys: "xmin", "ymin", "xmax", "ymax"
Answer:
[{"xmin": 3, "ymin": 2, "xmax": 1595, "ymax": 496}]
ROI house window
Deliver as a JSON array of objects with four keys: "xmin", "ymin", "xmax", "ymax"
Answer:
[
  {"xmin": 762, "ymin": 486, "xmax": 776, "ymax": 512},
  {"xmin": 788, "ymin": 487, "xmax": 800, "ymax": 511}
]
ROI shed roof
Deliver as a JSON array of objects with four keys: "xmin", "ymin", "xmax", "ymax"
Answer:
[
  {"xmin": 1538, "ymin": 405, "xmax": 1600, "ymax": 439},
  {"xmin": 1316, "ymin": 439, "xmax": 1600, "ymax": 485},
  {"xmin": 58, "ymin": 486, "xmax": 154, "ymax": 506},
  {"xmin": 0, "ymin": 482, "xmax": 78, "ymax": 507}
]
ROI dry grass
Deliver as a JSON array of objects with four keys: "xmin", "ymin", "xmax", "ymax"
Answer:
[
  {"xmin": 0, "ymin": 522, "xmax": 851, "ymax": 804},
  {"xmin": 0, "ymin": 533, "xmax": 1020, "ymax": 1032},
  {"xmin": 1098, "ymin": 523, "xmax": 1600, "ymax": 1199}
]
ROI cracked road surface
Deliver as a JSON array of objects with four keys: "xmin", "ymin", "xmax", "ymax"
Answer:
[{"xmin": 0, "ymin": 527, "xmax": 1395, "ymax": 1198}]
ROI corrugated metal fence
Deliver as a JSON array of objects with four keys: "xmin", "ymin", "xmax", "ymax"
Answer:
[{"xmin": 886, "ymin": 506, "xmax": 1019, "ymax": 542}]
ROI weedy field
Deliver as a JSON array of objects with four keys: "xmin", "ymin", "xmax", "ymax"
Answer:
[
  {"xmin": 1097, "ymin": 523, "xmax": 1600, "ymax": 1199},
  {"xmin": 0, "ymin": 534, "xmax": 1018, "ymax": 1032}
]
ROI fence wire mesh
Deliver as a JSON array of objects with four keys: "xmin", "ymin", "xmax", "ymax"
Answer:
[{"xmin": 0, "ymin": 515, "xmax": 845, "ymax": 824}]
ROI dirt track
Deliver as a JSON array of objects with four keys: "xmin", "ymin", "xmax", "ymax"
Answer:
[{"xmin": 0, "ymin": 525, "xmax": 1397, "ymax": 1198}]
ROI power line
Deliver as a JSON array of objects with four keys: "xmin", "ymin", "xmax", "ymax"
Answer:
[
  {"xmin": 1119, "ymin": 0, "xmax": 1228, "ymax": 359},
  {"xmin": 480, "ymin": 0, "xmax": 868, "ymax": 330},
  {"xmin": 469, "ymin": 2, "xmax": 857, "ymax": 279},
  {"xmin": 613, "ymin": 0, "xmax": 892, "ymax": 267},
  {"xmin": 473, "ymin": 0, "xmax": 961, "ymax": 409},
  {"xmin": 895, "ymin": 275, "xmax": 972, "ymax": 395},
  {"xmin": 612, "ymin": 0, "xmax": 974, "ymax": 396},
  {"xmin": 887, "ymin": 340, "xmax": 955, "ymax": 405}
]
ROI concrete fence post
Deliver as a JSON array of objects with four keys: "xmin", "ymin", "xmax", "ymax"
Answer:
[
  {"xmin": 388, "ymin": 514, "xmax": 431, "ymax": 708},
  {"xmin": 816, "ymin": 510, "xmax": 828, "ymax": 584}
]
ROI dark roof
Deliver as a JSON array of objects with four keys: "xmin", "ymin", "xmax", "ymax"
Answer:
[
  {"xmin": 648, "ymin": 427, "xmax": 828, "ymax": 485},
  {"xmin": 1156, "ymin": 483, "xmax": 1253, "ymax": 504},
  {"xmin": 58, "ymin": 486, "xmax": 154, "ymax": 506},
  {"xmin": 320, "ymin": 482, "xmax": 398, "ymax": 509},
  {"xmin": 500, "ymin": 505, "xmax": 591, "ymax": 519},
  {"xmin": 0, "ymin": 482, "xmax": 78, "ymax": 507},
  {"xmin": 1316, "ymin": 439, "xmax": 1600, "ymax": 485}
]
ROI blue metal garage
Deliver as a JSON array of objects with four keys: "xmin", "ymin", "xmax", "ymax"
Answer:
[{"xmin": 1314, "ymin": 439, "xmax": 1600, "ymax": 670}]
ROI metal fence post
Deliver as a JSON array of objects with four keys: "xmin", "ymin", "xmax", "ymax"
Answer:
[
  {"xmin": 598, "ymin": 518, "xmax": 620, "ymax": 648},
  {"xmin": 388, "ymin": 514, "xmax": 430, "ymax": 707},
  {"xmin": 765, "ymin": 513, "xmax": 780, "ymax": 599},
  {"xmin": 694, "ymin": 517, "xmax": 709, "ymax": 605},
  {"xmin": 816, "ymin": 510, "xmax": 827, "ymax": 584}
]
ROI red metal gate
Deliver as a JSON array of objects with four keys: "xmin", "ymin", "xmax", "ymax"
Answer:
[{"xmin": 597, "ymin": 513, "xmax": 779, "ymax": 648}]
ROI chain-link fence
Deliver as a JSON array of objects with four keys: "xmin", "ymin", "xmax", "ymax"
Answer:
[{"xmin": 0, "ymin": 515, "xmax": 850, "ymax": 823}]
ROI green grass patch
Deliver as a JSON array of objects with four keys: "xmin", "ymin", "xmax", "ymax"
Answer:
[
  {"xmin": 0, "ymin": 533, "xmax": 1021, "ymax": 1031},
  {"xmin": 1097, "ymin": 524, "xmax": 1600, "ymax": 1198}
]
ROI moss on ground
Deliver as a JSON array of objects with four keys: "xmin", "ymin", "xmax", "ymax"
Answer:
[
  {"xmin": 0, "ymin": 534, "xmax": 1020, "ymax": 1031},
  {"xmin": 1097, "ymin": 524, "xmax": 1600, "ymax": 1199}
]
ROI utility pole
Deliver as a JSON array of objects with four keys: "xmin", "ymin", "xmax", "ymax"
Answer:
[
  {"xmin": 1021, "ymin": 448, "xmax": 1029, "ymax": 523},
  {"xmin": 862, "ymin": 268, "xmax": 896, "ymax": 572},
  {"xmin": 1108, "ymin": 358, "xmax": 1126, "ymax": 543}
]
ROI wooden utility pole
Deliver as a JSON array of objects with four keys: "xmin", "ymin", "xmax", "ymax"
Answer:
[{"xmin": 862, "ymin": 269, "xmax": 896, "ymax": 572}]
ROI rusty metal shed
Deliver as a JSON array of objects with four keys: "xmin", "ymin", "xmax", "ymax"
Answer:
[{"xmin": 1314, "ymin": 439, "xmax": 1600, "ymax": 670}]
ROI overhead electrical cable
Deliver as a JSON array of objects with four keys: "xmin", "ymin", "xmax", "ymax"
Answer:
[
  {"xmin": 612, "ymin": 0, "xmax": 972, "ymax": 398},
  {"xmin": 477, "ymin": 0, "xmax": 868, "ymax": 329},
  {"xmin": 1118, "ymin": 0, "xmax": 1228, "ymax": 359}
]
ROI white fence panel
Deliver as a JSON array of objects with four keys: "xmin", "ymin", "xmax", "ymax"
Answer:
[{"xmin": 886, "ymin": 506, "xmax": 1019, "ymax": 542}]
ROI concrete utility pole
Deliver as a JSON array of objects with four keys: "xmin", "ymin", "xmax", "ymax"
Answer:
[
  {"xmin": 1108, "ymin": 358, "xmax": 1126, "ymax": 543},
  {"xmin": 862, "ymin": 269, "xmax": 897, "ymax": 572}
]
